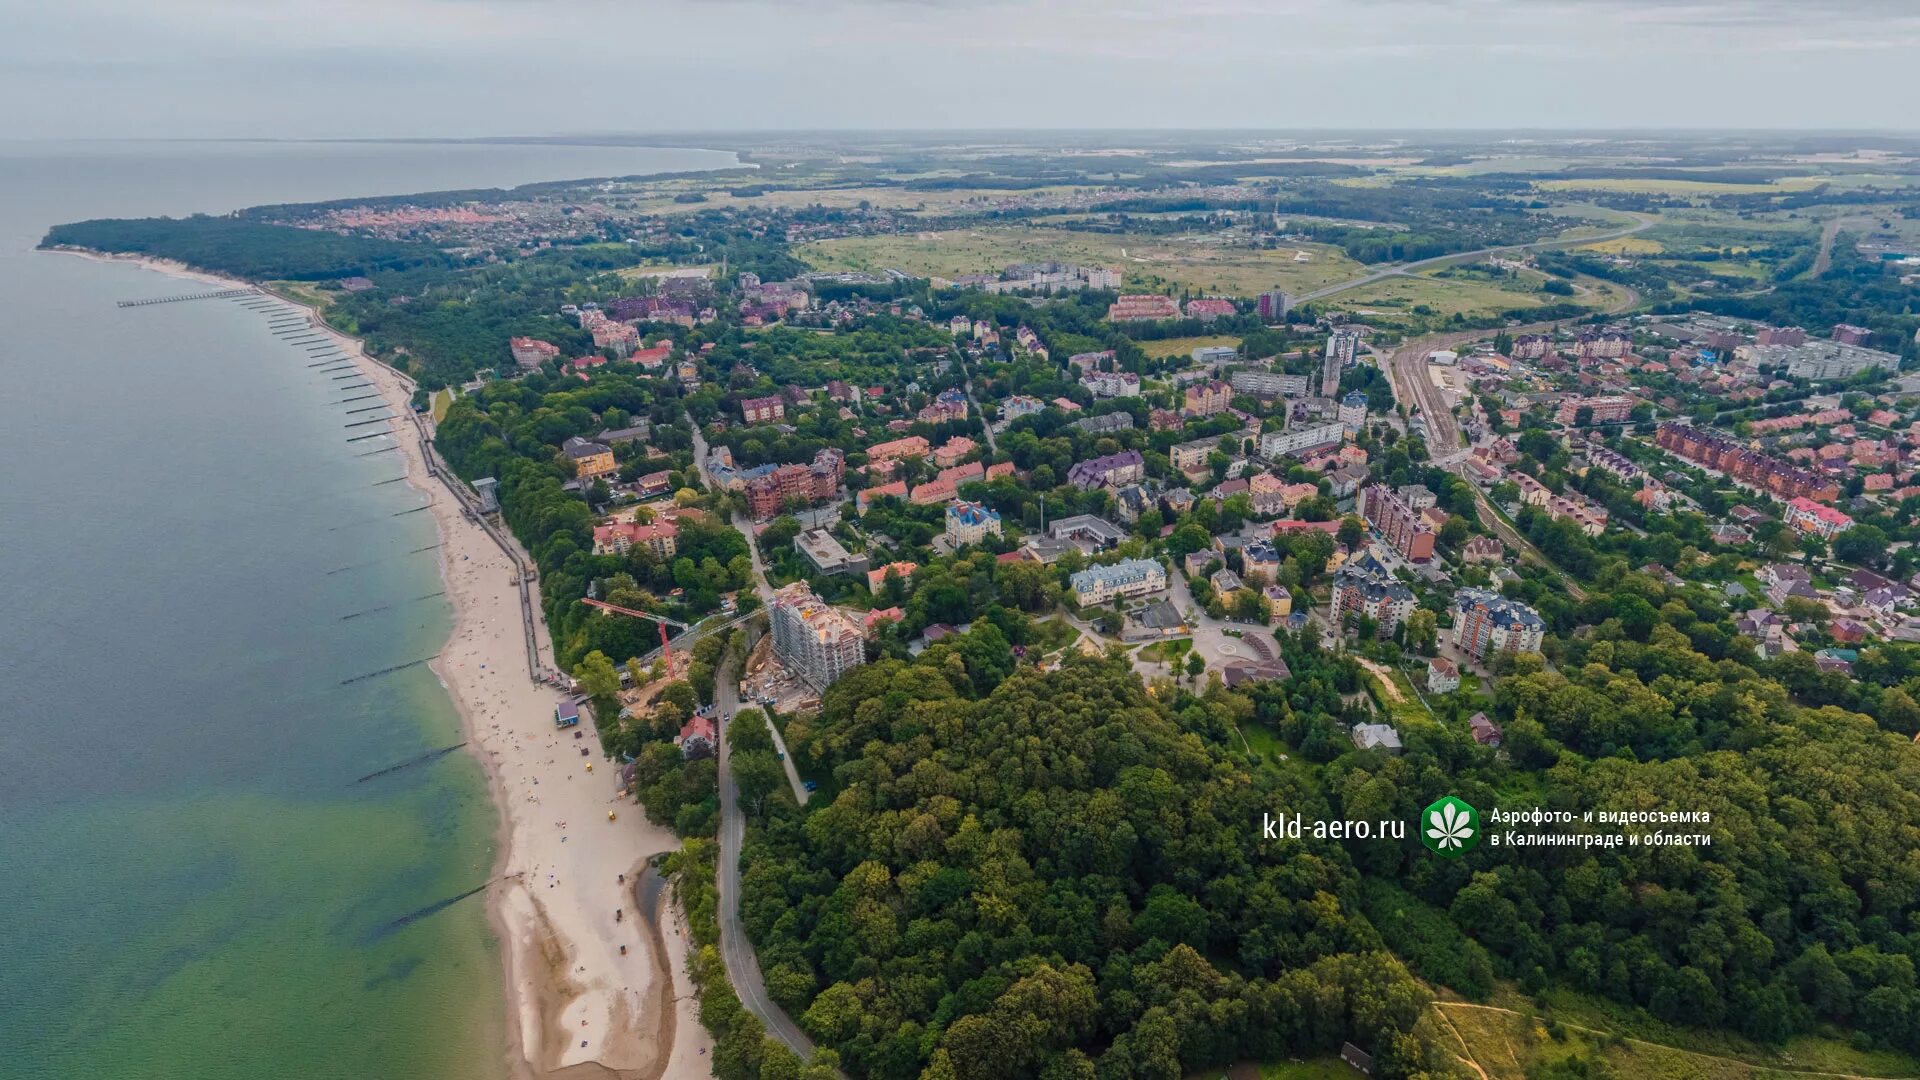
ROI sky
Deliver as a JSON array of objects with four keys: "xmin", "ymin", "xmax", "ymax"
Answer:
[{"xmin": 2, "ymin": 0, "xmax": 1918, "ymax": 139}]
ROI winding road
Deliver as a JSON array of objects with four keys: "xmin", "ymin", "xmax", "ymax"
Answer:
[
  {"xmin": 689, "ymin": 406, "xmax": 822, "ymax": 1062},
  {"xmin": 714, "ymin": 649, "xmax": 820, "ymax": 1063},
  {"xmin": 1292, "ymin": 210, "xmax": 1655, "ymax": 306}
]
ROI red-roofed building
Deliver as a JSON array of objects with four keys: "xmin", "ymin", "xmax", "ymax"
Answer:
[
  {"xmin": 1784, "ymin": 496, "xmax": 1854, "ymax": 538},
  {"xmin": 678, "ymin": 715, "xmax": 717, "ymax": 759},
  {"xmin": 867, "ymin": 435, "xmax": 930, "ymax": 464},
  {"xmin": 909, "ymin": 478, "xmax": 958, "ymax": 506},
  {"xmin": 592, "ymin": 521, "xmax": 678, "ymax": 557},
  {"xmin": 857, "ymin": 480, "xmax": 909, "ymax": 511},
  {"xmin": 1107, "ymin": 294, "xmax": 1182, "ymax": 322},
  {"xmin": 1184, "ymin": 298, "xmax": 1237, "ymax": 321},
  {"xmin": 509, "ymin": 336, "xmax": 561, "ymax": 370}
]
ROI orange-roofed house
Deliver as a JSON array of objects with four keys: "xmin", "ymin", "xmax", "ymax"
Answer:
[
  {"xmin": 867, "ymin": 435, "xmax": 931, "ymax": 464},
  {"xmin": 856, "ymin": 480, "xmax": 909, "ymax": 511}
]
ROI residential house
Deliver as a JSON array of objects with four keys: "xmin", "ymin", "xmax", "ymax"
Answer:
[{"xmin": 1067, "ymin": 449, "xmax": 1145, "ymax": 489}]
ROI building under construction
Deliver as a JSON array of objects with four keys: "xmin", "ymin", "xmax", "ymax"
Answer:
[{"xmin": 768, "ymin": 581, "xmax": 867, "ymax": 691}]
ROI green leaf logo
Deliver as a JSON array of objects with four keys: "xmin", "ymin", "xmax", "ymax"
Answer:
[{"xmin": 1421, "ymin": 795, "xmax": 1480, "ymax": 857}]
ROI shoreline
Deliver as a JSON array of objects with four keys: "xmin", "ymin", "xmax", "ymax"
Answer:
[{"xmin": 58, "ymin": 247, "xmax": 711, "ymax": 1080}]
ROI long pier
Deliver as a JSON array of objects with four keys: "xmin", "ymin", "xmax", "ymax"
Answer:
[{"xmin": 117, "ymin": 288, "xmax": 257, "ymax": 308}]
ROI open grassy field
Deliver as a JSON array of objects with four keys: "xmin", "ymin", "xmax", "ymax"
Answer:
[
  {"xmin": 613, "ymin": 263, "xmax": 717, "ymax": 282},
  {"xmin": 1255, "ymin": 1060, "xmax": 1360, "ymax": 1080},
  {"xmin": 1335, "ymin": 271, "xmax": 1595, "ymax": 327},
  {"xmin": 1140, "ymin": 334, "xmax": 1240, "ymax": 359},
  {"xmin": 1138, "ymin": 638, "xmax": 1194, "ymax": 663},
  {"xmin": 1536, "ymin": 176, "xmax": 1829, "ymax": 196},
  {"xmin": 800, "ymin": 226, "xmax": 1368, "ymax": 297},
  {"xmin": 1432, "ymin": 983, "xmax": 1920, "ymax": 1080},
  {"xmin": 1578, "ymin": 235, "xmax": 1666, "ymax": 255}
]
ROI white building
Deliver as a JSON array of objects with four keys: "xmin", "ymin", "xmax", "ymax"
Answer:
[
  {"xmin": 1079, "ymin": 371, "xmax": 1142, "ymax": 398},
  {"xmin": 1231, "ymin": 370, "xmax": 1310, "ymax": 397},
  {"xmin": 1338, "ymin": 390, "xmax": 1368, "ymax": 435},
  {"xmin": 1258, "ymin": 420, "xmax": 1345, "ymax": 460},
  {"xmin": 1069, "ymin": 558, "xmax": 1168, "ymax": 606},
  {"xmin": 1738, "ymin": 340, "xmax": 1901, "ymax": 381}
]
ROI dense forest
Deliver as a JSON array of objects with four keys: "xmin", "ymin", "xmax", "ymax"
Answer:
[
  {"xmin": 745, "ymin": 652, "xmax": 1456, "ymax": 1080},
  {"xmin": 40, "ymin": 215, "xmax": 447, "ymax": 280},
  {"xmin": 725, "ymin": 573, "xmax": 1920, "ymax": 1080}
]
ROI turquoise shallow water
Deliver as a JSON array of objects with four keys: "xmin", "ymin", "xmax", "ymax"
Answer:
[{"xmin": 0, "ymin": 140, "xmax": 734, "ymax": 1080}]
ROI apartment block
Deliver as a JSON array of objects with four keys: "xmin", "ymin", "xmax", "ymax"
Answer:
[
  {"xmin": 769, "ymin": 582, "xmax": 867, "ymax": 690},
  {"xmin": 1451, "ymin": 589, "xmax": 1546, "ymax": 661},
  {"xmin": 1359, "ymin": 484, "xmax": 1437, "ymax": 562}
]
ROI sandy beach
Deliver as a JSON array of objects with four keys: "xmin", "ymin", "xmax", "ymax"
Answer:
[{"xmin": 67, "ymin": 249, "xmax": 712, "ymax": 1080}]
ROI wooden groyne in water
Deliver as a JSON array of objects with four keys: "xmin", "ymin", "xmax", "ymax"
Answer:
[{"xmin": 117, "ymin": 288, "xmax": 257, "ymax": 308}]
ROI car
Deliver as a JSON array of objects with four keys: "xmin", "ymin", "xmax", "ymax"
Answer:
[{"xmin": 803, "ymin": 780, "xmax": 818, "ymax": 792}]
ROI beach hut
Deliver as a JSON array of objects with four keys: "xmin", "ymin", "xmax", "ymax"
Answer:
[{"xmin": 554, "ymin": 698, "xmax": 582, "ymax": 728}]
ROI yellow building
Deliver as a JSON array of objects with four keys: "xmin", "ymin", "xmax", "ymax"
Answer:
[{"xmin": 563, "ymin": 436, "xmax": 617, "ymax": 481}]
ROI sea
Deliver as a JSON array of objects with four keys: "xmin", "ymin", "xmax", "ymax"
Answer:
[{"xmin": 0, "ymin": 140, "xmax": 736, "ymax": 1080}]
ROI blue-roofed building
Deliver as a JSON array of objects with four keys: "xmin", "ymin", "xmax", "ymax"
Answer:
[
  {"xmin": 944, "ymin": 499, "xmax": 1003, "ymax": 548},
  {"xmin": 1338, "ymin": 390, "xmax": 1368, "ymax": 434}
]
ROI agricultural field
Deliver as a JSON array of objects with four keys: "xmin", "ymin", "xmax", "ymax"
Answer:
[
  {"xmin": 1535, "ymin": 176, "xmax": 1830, "ymax": 196},
  {"xmin": 800, "ymin": 226, "xmax": 1368, "ymax": 297}
]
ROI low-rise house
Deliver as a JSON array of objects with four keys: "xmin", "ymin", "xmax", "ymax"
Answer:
[
  {"xmin": 1461, "ymin": 536, "xmax": 1504, "ymax": 564},
  {"xmin": 740, "ymin": 394, "xmax": 785, "ymax": 424},
  {"xmin": 678, "ymin": 715, "xmax": 717, "ymax": 759},
  {"xmin": 1264, "ymin": 585, "xmax": 1293, "ymax": 623},
  {"xmin": 1352, "ymin": 723, "xmax": 1403, "ymax": 753},
  {"xmin": 1067, "ymin": 450, "xmax": 1145, "ymax": 489},
  {"xmin": 866, "ymin": 561, "xmax": 919, "ymax": 594},
  {"xmin": 1469, "ymin": 712, "xmax": 1503, "ymax": 748},
  {"xmin": 1427, "ymin": 657, "xmax": 1460, "ymax": 694},
  {"xmin": 933, "ymin": 436, "xmax": 977, "ymax": 468},
  {"xmin": 591, "ymin": 520, "xmax": 678, "ymax": 558}
]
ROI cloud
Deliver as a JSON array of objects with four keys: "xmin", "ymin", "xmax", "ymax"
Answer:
[{"xmin": 0, "ymin": 0, "xmax": 1914, "ymax": 137}]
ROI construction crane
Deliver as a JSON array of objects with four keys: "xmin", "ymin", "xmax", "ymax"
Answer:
[{"xmin": 580, "ymin": 598, "xmax": 690, "ymax": 678}]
